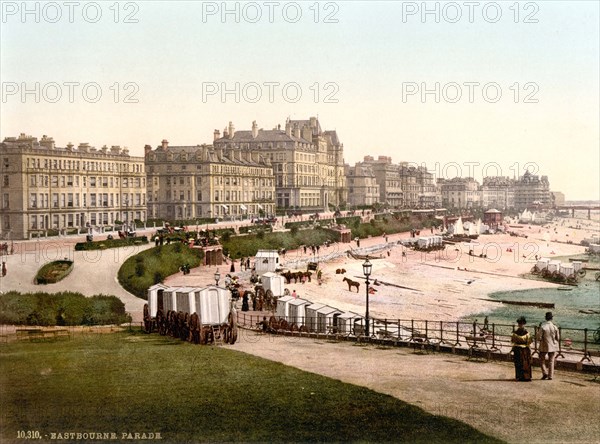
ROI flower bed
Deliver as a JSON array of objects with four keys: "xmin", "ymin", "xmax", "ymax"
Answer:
[{"xmin": 34, "ymin": 260, "xmax": 74, "ymax": 285}]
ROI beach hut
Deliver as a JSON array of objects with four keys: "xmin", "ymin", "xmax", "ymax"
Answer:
[
  {"xmin": 275, "ymin": 295, "xmax": 295, "ymax": 319},
  {"xmin": 572, "ymin": 261, "xmax": 583, "ymax": 273},
  {"xmin": 559, "ymin": 264, "xmax": 575, "ymax": 278},
  {"xmin": 315, "ymin": 305, "xmax": 342, "ymax": 333},
  {"xmin": 305, "ymin": 303, "xmax": 326, "ymax": 332},
  {"xmin": 161, "ymin": 287, "xmax": 182, "ymax": 312},
  {"xmin": 536, "ymin": 258, "xmax": 550, "ymax": 271},
  {"xmin": 547, "ymin": 260, "xmax": 561, "ymax": 274},
  {"xmin": 287, "ymin": 298, "xmax": 312, "ymax": 326},
  {"xmin": 175, "ymin": 287, "xmax": 199, "ymax": 314},
  {"xmin": 196, "ymin": 286, "xmax": 231, "ymax": 325},
  {"xmin": 337, "ymin": 311, "xmax": 364, "ymax": 335},
  {"xmin": 261, "ymin": 271, "xmax": 286, "ymax": 297},
  {"xmin": 147, "ymin": 283, "xmax": 169, "ymax": 317},
  {"xmin": 255, "ymin": 250, "xmax": 281, "ymax": 275},
  {"xmin": 417, "ymin": 237, "xmax": 430, "ymax": 248},
  {"xmin": 588, "ymin": 244, "xmax": 600, "ymax": 254}
]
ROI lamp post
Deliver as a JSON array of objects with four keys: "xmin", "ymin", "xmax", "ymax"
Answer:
[
  {"xmin": 362, "ymin": 258, "xmax": 372, "ymax": 337},
  {"xmin": 214, "ymin": 270, "xmax": 221, "ymax": 286}
]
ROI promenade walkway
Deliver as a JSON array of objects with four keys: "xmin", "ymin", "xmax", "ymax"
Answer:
[{"xmin": 230, "ymin": 331, "xmax": 600, "ymax": 444}]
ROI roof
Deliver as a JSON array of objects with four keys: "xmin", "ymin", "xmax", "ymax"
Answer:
[
  {"xmin": 256, "ymin": 250, "xmax": 280, "ymax": 257},
  {"xmin": 288, "ymin": 298, "xmax": 312, "ymax": 306},
  {"xmin": 215, "ymin": 129, "xmax": 310, "ymax": 144},
  {"xmin": 316, "ymin": 305, "xmax": 342, "ymax": 315}
]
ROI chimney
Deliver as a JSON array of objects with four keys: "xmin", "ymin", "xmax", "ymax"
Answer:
[
  {"xmin": 101, "ymin": 145, "xmax": 108, "ymax": 153},
  {"xmin": 310, "ymin": 116, "xmax": 317, "ymax": 127},
  {"xmin": 228, "ymin": 121, "xmax": 235, "ymax": 139},
  {"xmin": 223, "ymin": 127, "xmax": 229, "ymax": 139},
  {"xmin": 40, "ymin": 135, "xmax": 55, "ymax": 150},
  {"xmin": 252, "ymin": 121, "xmax": 258, "ymax": 139},
  {"xmin": 111, "ymin": 145, "xmax": 121, "ymax": 154},
  {"xmin": 78, "ymin": 143, "xmax": 89, "ymax": 152},
  {"xmin": 213, "ymin": 129, "xmax": 220, "ymax": 141},
  {"xmin": 144, "ymin": 144, "xmax": 152, "ymax": 155},
  {"xmin": 66, "ymin": 143, "xmax": 74, "ymax": 152},
  {"xmin": 161, "ymin": 139, "xmax": 169, "ymax": 151},
  {"xmin": 293, "ymin": 124, "xmax": 300, "ymax": 139},
  {"xmin": 285, "ymin": 119, "xmax": 292, "ymax": 137}
]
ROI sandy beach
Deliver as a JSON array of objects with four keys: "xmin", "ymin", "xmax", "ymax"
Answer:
[{"xmin": 167, "ymin": 215, "xmax": 600, "ymax": 324}]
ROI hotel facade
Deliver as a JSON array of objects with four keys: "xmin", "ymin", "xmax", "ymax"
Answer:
[
  {"xmin": 0, "ymin": 134, "xmax": 146, "ymax": 240},
  {"xmin": 145, "ymin": 140, "xmax": 275, "ymax": 221},
  {"xmin": 212, "ymin": 117, "xmax": 347, "ymax": 211}
]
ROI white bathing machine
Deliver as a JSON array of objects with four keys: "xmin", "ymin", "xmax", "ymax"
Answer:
[
  {"xmin": 287, "ymin": 298, "xmax": 312, "ymax": 326},
  {"xmin": 275, "ymin": 295, "xmax": 295, "ymax": 319}
]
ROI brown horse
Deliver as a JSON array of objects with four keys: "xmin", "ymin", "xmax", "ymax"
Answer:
[{"xmin": 343, "ymin": 277, "xmax": 360, "ymax": 293}]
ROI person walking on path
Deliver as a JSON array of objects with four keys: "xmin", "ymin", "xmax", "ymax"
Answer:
[
  {"xmin": 511, "ymin": 316, "xmax": 533, "ymax": 382},
  {"xmin": 1, "ymin": 261, "xmax": 6, "ymax": 277},
  {"xmin": 538, "ymin": 311, "xmax": 560, "ymax": 380}
]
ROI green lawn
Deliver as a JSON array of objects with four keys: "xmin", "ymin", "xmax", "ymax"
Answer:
[{"xmin": 0, "ymin": 331, "xmax": 503, "ymax": 443}]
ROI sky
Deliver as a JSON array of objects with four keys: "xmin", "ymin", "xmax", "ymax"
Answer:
[{"xmin": 1, "ymin": 1, "xmax": 599, "ymax": 201}]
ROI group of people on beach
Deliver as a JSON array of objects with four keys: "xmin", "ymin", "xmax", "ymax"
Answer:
[{"xmin": 511, "ymin": 312, "xmax": 560, "ymax": 382}]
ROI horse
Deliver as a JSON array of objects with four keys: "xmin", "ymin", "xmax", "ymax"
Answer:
[
  {"xmin": 335, "ymin": 268, "xmax": 346, "ymax": 274},
  {"xmin": 343, "ymin": 277, "xmax": 360, "ymax": 293}
]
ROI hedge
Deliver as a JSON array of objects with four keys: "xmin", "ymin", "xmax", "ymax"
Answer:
[
  {"xmin": 0, "ymin": 291, "xmax": 131, "ymax": 326},
  {"xmin": 74, "ymin": 236, "xmax": 149, "ymax": 251}
]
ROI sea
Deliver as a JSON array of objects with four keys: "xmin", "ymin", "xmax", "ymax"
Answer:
[{"xmin": 467, "ymin": 257, "xmax": 600, "ymax": 332}]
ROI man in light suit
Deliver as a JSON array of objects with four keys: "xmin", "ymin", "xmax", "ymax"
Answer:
[{"xmin": 538, "ymin": 312, "xmax": 560, "ymax": 380}]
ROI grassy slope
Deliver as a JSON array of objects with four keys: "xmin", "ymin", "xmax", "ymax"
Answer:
[{"xmin": 0, "ymin": 331, "xmax": 502, "ymax": 444}]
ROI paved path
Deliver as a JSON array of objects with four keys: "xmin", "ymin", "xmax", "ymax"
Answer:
[
  {"xmin": 0, "ymin": 237, "xmax": 153, "ymax": 322},
  {"xmin": 230, "ymin": 331, "xmax": 600, "ymax": 444}
]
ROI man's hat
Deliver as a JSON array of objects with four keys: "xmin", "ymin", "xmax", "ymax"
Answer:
[{"xmin": 545, "ymin": 312, "xmax": 553, "ymax": 320}]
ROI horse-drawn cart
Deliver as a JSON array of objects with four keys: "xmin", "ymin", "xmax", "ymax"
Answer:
[{"xmin": 143, "ymin": 284, "xmax": 237, "ymax": 345}]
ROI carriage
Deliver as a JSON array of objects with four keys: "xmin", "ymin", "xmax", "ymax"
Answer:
[{"xmin": 143, "ymin": 284, "xmax": 237, "ymax": 345}]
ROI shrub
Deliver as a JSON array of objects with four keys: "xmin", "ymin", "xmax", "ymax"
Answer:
[
  {"xmin": 0, "ymin": 291, "xmax": 130, "ymax": 326},
  {"xmin": 118, "ymin": 243, "xmax": 204, "ymax": 299},
  {"xmin": 74, "ymin": 236, "xmax": 149, "ymax": 251}
]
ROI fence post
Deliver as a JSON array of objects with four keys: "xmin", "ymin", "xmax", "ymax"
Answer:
[
  {"xmin": 581, "ymin": 328, "xmax": 591, "ymax": 362},
  {"xmin": 455, "ymin": 321, "xmax": 461, "ymax": 346},
  {"xmin": 490, "ymin": 323, "xmax": 499, "ymax": 351}
]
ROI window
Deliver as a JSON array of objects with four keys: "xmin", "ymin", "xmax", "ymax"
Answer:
[
  {"xmin": 3, "ymin": 175, "xmax": 8, "ymax": 187},
  {"xmin": 90, "ymin": 177, "xmax": 96, "ymax": 187},
  {"xmin": 30, "ymin": 193, "xmax": 37, "ymax": 208},
  {"xmin": 2, "ymin": 193, "xmax": 9, "ymax": 209}
]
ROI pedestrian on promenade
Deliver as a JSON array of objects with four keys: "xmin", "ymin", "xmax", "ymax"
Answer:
[
  {"xmin": 292, "ymin": 289, "xmax": 297, "ymax": 299},
  {"xmin": 1, "ymin": 261, "xmax": 6, "ymax": 277},
  {"xmin": 538, "ymin": 312, "xmax": 560, "ymax": 380},
  {"xmin": 511, "ymin": 316, "xmax": 533, "ymax": 382}
]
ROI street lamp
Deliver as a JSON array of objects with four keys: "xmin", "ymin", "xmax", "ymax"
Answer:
[
  {"xmin": 214, "ymin": 270, "xmax": 221, "ymax": 286},
  {"xmin": 362, "ymin": 258, "xmax": 373, "ymax": 337}
]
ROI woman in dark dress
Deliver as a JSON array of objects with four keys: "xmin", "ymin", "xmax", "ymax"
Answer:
[{"xmin": 511, "ymin": 316, "xmax": 533, "ymax": 381}]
